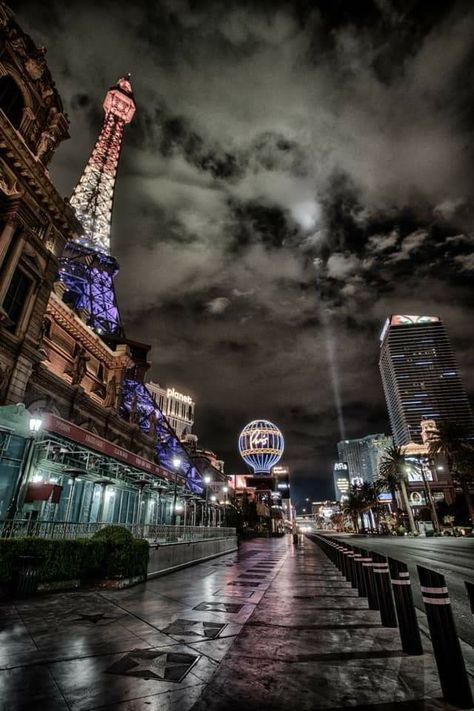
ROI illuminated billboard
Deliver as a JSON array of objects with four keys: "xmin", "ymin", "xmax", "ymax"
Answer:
[
  {"xmin": 333, "ymin": 462, "xmax": 350, "ymax": 502},
  {"xmin": 390, "ymin": 315, "xmax": 439, "ymax": 326},
  {"xmin": 238, "ymin": 420, "xmax": 284, "ymax": 475}
]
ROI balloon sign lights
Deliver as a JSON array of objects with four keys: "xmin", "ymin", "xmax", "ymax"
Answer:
[{"xmin": 238, "ymin": 419, "xmax": 284, "ymax": 475}]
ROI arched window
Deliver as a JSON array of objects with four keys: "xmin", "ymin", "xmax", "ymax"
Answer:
[{"xmin": 0, "ymin": 75, "xmax": 25, "ymax": 128}]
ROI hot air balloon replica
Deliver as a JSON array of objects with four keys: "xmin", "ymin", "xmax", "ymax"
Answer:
[{"xmin": 238, "ymin": 419, "xmax": 284, "ymax": 475}]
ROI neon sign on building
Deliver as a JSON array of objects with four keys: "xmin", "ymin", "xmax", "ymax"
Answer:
[{"xmin": 238, "ymin": 419, "xmax": 284, "ymax": 475}]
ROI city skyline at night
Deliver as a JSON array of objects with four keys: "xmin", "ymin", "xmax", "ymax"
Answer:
[{"xmin": 13, "ymin": 0, "xmax": 474, "ymax": 501}]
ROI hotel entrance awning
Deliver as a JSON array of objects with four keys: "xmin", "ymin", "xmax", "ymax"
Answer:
[{"xmin": 41, "ymin": 413, "xmax": 185, "ymax": 486}]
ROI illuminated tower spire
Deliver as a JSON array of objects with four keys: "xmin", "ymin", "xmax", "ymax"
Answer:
[
  {"xmin": 59, "ymin": 76, "xmax": 135, "ymax": 337},
  {"xmin": 70, "ymin": 75, "xmax": 136, "ymax": 255}
]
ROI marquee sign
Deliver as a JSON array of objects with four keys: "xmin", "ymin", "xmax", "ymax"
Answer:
[{"xmin": 166, "ymin": 388, "xmax": 193, "ymax": 405}]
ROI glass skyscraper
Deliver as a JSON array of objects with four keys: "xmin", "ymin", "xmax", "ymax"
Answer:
[
  {"xmin": 337, "ymin": 434, "xmax": 393, "ymax": 483},
  {"xmin": 379, "ymin": 315, "xmax": 474, "ymax": 445}
]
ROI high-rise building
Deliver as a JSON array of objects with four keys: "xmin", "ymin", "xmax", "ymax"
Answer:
[
  {"xmin": 337, "ymin": 434, "xmax": 392, "ymax": 483},
  {"xmin": 379, "ymin": 315, "xmax": 474, "ymax": 445},
  {"xmin": 366, "ymin": 434, "xmax": 393, "ymax": 481},
  {"xmin": 146, "ymin": 383, "xmax": 195, "ymax": 438}
]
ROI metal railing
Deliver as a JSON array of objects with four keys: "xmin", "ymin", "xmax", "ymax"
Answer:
[{"xmin": 0, "ymin": 519, "xmax": 236, "ymax": 543}]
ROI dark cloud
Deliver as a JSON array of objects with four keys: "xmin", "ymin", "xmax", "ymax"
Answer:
[{"xmin": 15, "ymin": 0, "xmax": 474, "ymax": 505}]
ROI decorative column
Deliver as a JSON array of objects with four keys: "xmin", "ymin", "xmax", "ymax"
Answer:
[{"xmin": 0, "ymin": 196, "xmax": 21, "ymax": 269}]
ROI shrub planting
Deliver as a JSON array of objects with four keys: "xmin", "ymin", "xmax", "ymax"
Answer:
[{"xmin": 0, "ymin": 526, "xmax": 149, "ymax": 586}]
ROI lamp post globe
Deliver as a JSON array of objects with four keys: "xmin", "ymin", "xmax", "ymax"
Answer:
[
  {"xmin": 171, "ymin": 456, "xmax": 182, "ymax": 525},
  {"xmin": 203, "ymin": 475, "xmax": 211, "ymax": 526}
]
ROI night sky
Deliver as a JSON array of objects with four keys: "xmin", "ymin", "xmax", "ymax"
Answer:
[{"xmin": 15, "ymin": 0, "xmax": 474, "ymax": 507}]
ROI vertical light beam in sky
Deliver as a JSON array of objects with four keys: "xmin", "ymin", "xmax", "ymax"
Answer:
[{"xmin": 314, "ymin": 259, "xmax": 346, "ymax": 440}]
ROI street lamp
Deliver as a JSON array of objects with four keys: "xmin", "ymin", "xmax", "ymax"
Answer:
[
  {"xmin": 171, "ymin": 456, "xmax": 181, "ymax": 525},
  {"xmin": 29, "ymin": 418, "xmax": 42, "ymax": 433},
  {"xmin": 203, "ymin": 474, "xmax": 211, "ymax": 526},
  {"xmin": 6, "ymin": 416, "xmax": 43, "ymax": 521},
  {"xmin": 222, "ymin": 486, "xmax": 228, "ymax": 527},
  {"xmin": 210, "ymin": 494, "xmax": 217, "ymax": 527}
]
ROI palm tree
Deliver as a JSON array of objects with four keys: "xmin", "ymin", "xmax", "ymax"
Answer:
[
  {"xmin": 342, "ymin": 486, "xmax": 364, "ymax": 532},
  {"xmin": 377, "ymin": 446, "xmax": 416, "ymax": 534},
  {"xmin": 428, "ymin": 423, "xmax": 474, "ymax": 524},
  {"xmin": 342, "ymin": 482, "xmax": 379, "ymax": 533},
  {"xmin": 359, "ymin": 481, "xmax": 380, "ymax": 531}
]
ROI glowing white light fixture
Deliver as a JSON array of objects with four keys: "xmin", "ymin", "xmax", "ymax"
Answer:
[{"xmin": 29, "ymin": 417, "xmax": 43, "ymax": 433}]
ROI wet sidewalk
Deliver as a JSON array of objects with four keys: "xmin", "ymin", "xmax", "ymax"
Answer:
[
  {"xmin": 192, "ymin": 536, "xmax": 467, "ymax": 711},
  {"xmin": 0, "ymin": 536, "xmax": 469, "ymax": 710}
]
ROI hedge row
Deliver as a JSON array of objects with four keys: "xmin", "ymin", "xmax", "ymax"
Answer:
[{"xmin": 0, "ymin": 526, "xmax": 149, "ymax": 584}]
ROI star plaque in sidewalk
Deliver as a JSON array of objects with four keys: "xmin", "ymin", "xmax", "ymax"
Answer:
[
  {"xmin": 193, "ymin": 601, "xmax": 244, "ymax": 613},
  {"xmin": 162, "ymin": 619, "xmax": 225, "ymax": 639},
  {"xmin": 106, "ymin": 649, "xmax": 200, "ymax": 682}
]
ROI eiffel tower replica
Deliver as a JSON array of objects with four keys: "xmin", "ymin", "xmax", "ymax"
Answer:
[{"xmin": 59, "ymin": 76, "xmax": 202, "ymax": 492}]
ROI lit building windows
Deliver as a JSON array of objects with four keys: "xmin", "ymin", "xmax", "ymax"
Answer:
[{"xmin": 379, "ymin": 315, "xmax": 474, "ymax": 445}]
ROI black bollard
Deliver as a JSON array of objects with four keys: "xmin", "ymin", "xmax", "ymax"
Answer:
[
  {"xmin": 465, "ymin": 581, "xmax": 474, "ymax": 617},
  {"xmin": 371, "ymin": 552, "xmax": 397, "ymax": 627},
  {"xmin": 352, "ymin": 549, "xmax": 363, "ymax": 593},
  {"xmin": 388, "ymin": 557, "xmax": 423, "ymax": 655},
  {"xmin": 354, "ymin": 549, "xmax": 368, "ymax": 598},
  {"xmin": 347, "ymin": 547, "xmax": 357, "ymax": 586},
  {"xmin": 336, "ymin": 544, "xmax": 345, "ymax": 574},
  {"xmin": 340, "ymin": 545, "xmax": 348, "ymax": 579},
  {"xmin": 417, "ymin": 565, "xmax": 473, "ymax": 709},
  {"xmin": 361, "ymin": 553, "xmax": 379, "ymax": 610},
  {"xmin": 347, "ymin": 546, "xmax": 358, "ymax": 588},
  {"xmin": 342, "ymin": 546, "xmax": 352, "ymax": 582}
]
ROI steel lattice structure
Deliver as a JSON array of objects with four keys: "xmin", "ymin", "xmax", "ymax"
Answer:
[
  {"xmin": 120, "ymin": 379, "xmax": 203, "ymax": 494},
  {"xmin": 70, "ymin": 75, "xmax": 135, "ymax": 255},
  {"xmin": 59, "ymin": 242, "xmax": 123, "ymax": 336},
  {"xmin": 58, "ymin": 75, "xmax": 203, "ymax": 494},
  {"xmin": 60, "ymin": 76, "xmax": 135, "ymax": 338}
]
